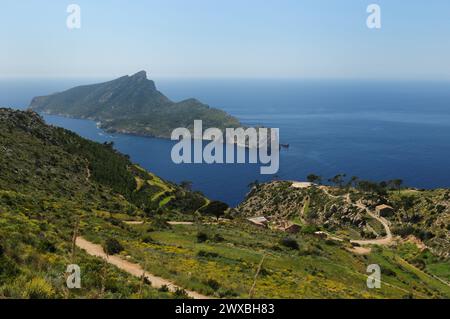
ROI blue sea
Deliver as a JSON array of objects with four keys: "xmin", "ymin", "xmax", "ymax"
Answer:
[{"xmin": 1, "ymin": 78, "xmax": 450, "ymax": 206}]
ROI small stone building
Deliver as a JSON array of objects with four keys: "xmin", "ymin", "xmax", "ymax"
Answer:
[
  {"xmin": 278, "ymin": 221, "xmax": 301, "ymax": 234},
  {"xmin": 375, "ymin": 204, "xmax": 394, "ymax": 217}
]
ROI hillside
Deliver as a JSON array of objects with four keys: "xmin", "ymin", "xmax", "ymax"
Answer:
[
  {"xmin": 29, "ymin": 71, "xmax": 241, "ymax": 139},
  {"xmin": 1, "ymin": 108, "xmax": 449, "ymax": 299},
  {"xmin": 238, "ymin": 181, "xmax": 450, "ymax": 275},
  {"xmin": 0, "ymin": 108, "xmax": 211, "ymax": 298}
]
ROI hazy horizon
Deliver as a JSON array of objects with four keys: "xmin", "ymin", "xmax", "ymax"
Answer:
[{"xmin": 3, "ymin": 74, "xmax": 450, "ymax": 83}]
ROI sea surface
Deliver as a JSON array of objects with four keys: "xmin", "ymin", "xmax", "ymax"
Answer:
[{"xmin": 1, "ymin": 78, "xmax": 450, "ymax": 206}]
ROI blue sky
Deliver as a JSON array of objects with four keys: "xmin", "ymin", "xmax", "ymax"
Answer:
[{"xmin": 2, "ymin": 0, "xmax": 450, "ymax": 79}]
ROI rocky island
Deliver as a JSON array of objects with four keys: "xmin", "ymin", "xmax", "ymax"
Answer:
[{"xmin": 29, "ymin": 71, "xmax": 242, "ymax": 139}]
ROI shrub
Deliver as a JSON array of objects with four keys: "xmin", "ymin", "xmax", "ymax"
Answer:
[
  {"xmin": 39, "ymin": 239, "xmax": 57, "ymax": 253},
  {"xmin": 173, "ymin": 288, "xmax": 189, "ymax": 298},
  {"xmin": 416, "ymin": 230, "xmax": 435, "ymax": 241},
  {"xmin": 103, "ymin": 238, "xmax": 124, "ymax": 255},
  {"xmin": 196, "ymin": 231, "xmax": 208, "ymax": 243},
  {"xmin": 392, "ymin": 225, "xmax": 415, "ymax": 237},
  {"xmin": 24, "ymin": 277, "xmax": 55, "ymax": 299},
  {"xmin": 141, "ymin": 235, "xmax": 154, "ymax": 244},
  {"xmin": 0, "ymin": 256, "xmax": 20, "ymax": 281},
  {"xmin": 158, "ymin": 285, "xmax": 169, "ymax": 292},
  {"xmin": 360, "ymin": 231, "xmax": 376, "ymax": 239},
  {"xmin": 259, "ymin": 267, "xmax": 271, "ymax": 276},
  {"xmin": 381, "ymin": 267, "xmax": 397, "ymax": 277},
  {"xmin": 197, "ymin": 250, "xmax": 219, "ymax": 258},
  {"xmin": 218, "ymin": 288, "xmax": 239, "ymax": 298},
  {"xmin": 280, "ymin": 237, "xmax": 299, "ymax": 250},
  {"xmin": 306, "ymin": 210, "xmax": 318, "ymax": 220},
  {"xmin": 107, "ymin": 217, "xmax": 121, "ymax": 226},
  {"xmin": 200, "ymin": 201, "xmax": 229, "ymax": 219},
  {"xmin": 213, "ymin": 234, "xmax": 225, "ymax": 242},
  {"xmin": 143, "ymin": 277, "xmax": 152, "ymax": 285},
  {"xmin": 147, "ymin": 217, "xmax": 171, "ymax": 232},
  {"xmin": 205, "ymin": 278, "xmax": 220, "ymax": 291}
]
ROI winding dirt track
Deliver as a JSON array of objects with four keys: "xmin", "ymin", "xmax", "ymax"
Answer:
[
  {"xmin": 318, "ymin": 185, "xmax": 393, "ymax": 246},
  {"xmin": 350, "ymin": 200, "xmax": 393, "ymax": 246},
  {"xmin": 75, "ymin": 237, "xmax": 210, "ymax": 299}
]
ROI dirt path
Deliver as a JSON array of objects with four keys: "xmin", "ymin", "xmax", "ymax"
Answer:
[
  {"xmin": 123, "ymin": 221, "xmax": 194, "ymax": 226},
  {"xmin": 319, "ymin": 186, "xmax": 341, "ymax": 199},
  {"xmin": 347, "ymin": 246, "xmax": 372, "ymax": 255},
  {"xmin": 351, "ymin": 201, "xmax": 393, "ymax": 246},
  {"xmin": 84, "ymin": 162, "xmax": 91, "ymax": 182},
  {"xmin": 75, "ymin": 237, "xmax": 210, "ymax": 299},
  {"xmin": 320, "ymin": 187, "xmax": 393, "ymax": 246},
  {"xmin": 167, "ymin": 221, "xmax": 194, "ymax": 225},
  {"xmin": 123, "ymin": 221, "xmax": 145, "ymax": 225},
  {"xmin": 321, "ymin": 231, "xmax": 344, "ymax": 242},
  {"xmin": 291, "ymin": 183, "xmax": 394, "ymax": 247}
]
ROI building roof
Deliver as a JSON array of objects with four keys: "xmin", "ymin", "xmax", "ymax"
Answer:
[
  {"xmin": 292, "ymin": 182, "xmax": 314, "ymax": 189},
  {"xmin": 247, "ymin": 216, "xmax": 269, "ymax": 226},
  {"xmin": 376, "ymin": 204, "xmax": 393, "ymax": 210}
]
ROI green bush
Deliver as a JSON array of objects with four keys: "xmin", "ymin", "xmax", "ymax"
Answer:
[
  {"xmin": 196, "ymin": 231, "xmax": 209, "ymax": 243},
  {"xmin": 107, "ymin": 217, "xmax": 121, "ymax": 226},
  {"xmin": 197, "ymin": 250, "xmax": 220, "ymax": 258},
  {"xmin": 24, "ymin": 277, "xmax": 55, "ymax": 299},
  {"xmin": 103, "ymin": 238, "xmax": 124, "ymax": 255},
  {"xmin": 213, "ymin": 234, "xmax": 225, "ymax": 242},
  {"xmin": 280, "ymin": 237, "xmax": 299, "ymax": 250},
  {"xmin": 147, "ymin": 217, "xmax": 171, "ymax": 231},
  {"xmin": 173, "ymin": 288, "xmax": 189, "ymax": 299},
  {"xmin": 199, "ymin": 201, "xmax": 229, "ymax": 219},
  {"xmin": 381, "ymin": 267, "xmax": 397, "ymax": 277},
  {"xmin": 158, "ymin": 285, "xmax": 169, "ymax": 292},
  {"xmin": 141, "ymin": 235, "xmax": 154, "ymax": 244},
  {"xmin": 38, "ymin": 239, "xmax": 57, "ymax": 253},
  {"xmin": 217, "ymin": 288, "xmax": 239, "ymax": 298},
  {"xmin": 0, "ymin": 256, "xmax": 20, "ymax": 282},
  {"xmin": 205, "ymin": 278, "xmax": 220, "ymax": 291}
]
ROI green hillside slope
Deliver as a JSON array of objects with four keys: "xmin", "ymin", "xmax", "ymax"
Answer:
[{"xmin": 1, "ymin": 109, "xmax": 448, "ymax": 299}]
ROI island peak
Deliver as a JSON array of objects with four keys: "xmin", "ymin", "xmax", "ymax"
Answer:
[{"xmin": 130, "ymin": 70, "xmax": 147, "ymax": 80}]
